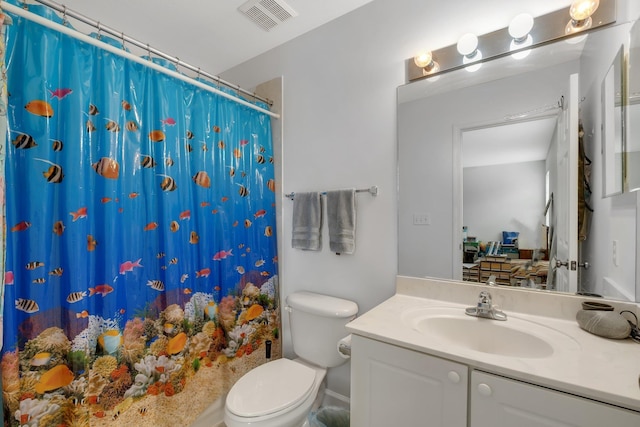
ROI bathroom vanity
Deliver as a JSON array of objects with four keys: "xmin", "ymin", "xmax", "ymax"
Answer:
[{"xmin": 347, "ymin": 276, "xmax": 640, "ymax": 426}]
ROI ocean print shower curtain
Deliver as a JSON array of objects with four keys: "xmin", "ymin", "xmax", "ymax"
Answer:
[{"xmin": 0, "ymin": 4, "xmax": 279, "ymax": 426}]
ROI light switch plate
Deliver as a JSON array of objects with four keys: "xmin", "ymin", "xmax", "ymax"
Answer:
[{"xmin": 413, "ymin": 213, "xmax": 431, "ymax": 225}]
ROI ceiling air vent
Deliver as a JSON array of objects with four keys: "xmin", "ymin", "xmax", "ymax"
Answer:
[{"xmin": 238, "ymin": 0, "xmax": 299, "ymax": 32}]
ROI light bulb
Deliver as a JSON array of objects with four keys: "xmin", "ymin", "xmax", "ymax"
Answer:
[
  {"xmin": 509, "ymin": 14, "xmax": 534, "ymax": 60},
  {"xmin": 414, "ymin": 52, "xmax": 432, "ymax": 68},
  {"xmin": 457, "ymin": 33, "xmax": 479, "ymax": 57},
  {"xmin": 414, "ymin": 51, "xmax": 440, "ymax": 75},
  {"xmin": 509, "ymin": 13, "xmax": 534, "ymax": 42},
  {"xmin": 566, "ymin": 0, "xmax": 600, "ymax": 34},
  {"xmin": 570, "ymin": 0, "xmax": 600, "ymax": 21},
  {"xmin": 457, "ymin": 33, "xmax": 481, "ymax": 71}
]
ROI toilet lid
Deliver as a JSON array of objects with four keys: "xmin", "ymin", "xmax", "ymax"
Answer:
[{"xmin": 226, "ymin": 358, "xmax": 316, "ymax": 418}]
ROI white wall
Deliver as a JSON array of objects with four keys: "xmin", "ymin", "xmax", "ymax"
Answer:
[
  {"xmin": 463, "ymin": 161, "xmax": 546, "ymax": 248},
  {"xmin": 220, "ymin": 0, "xmax": 640, "ymax": 398}
]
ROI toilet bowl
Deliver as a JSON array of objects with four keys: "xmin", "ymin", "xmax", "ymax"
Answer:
[
  {"xmin": 223, "ymin": 291, "xmax": 358, "ymax": 427},
  {"xmin": 224, "ymin": 358, "xmax": 326, "ymax": 427}
]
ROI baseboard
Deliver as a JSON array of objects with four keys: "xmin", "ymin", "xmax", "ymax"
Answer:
[{"xmin": 194, "ymin": 389, "xmax": 349, "ymax": 426}]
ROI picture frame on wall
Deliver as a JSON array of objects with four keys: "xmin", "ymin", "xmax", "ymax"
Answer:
[
  {"xmin": 601, "ymin": 45, "xmax": 625, "ymax": 197},
  {"xmin": 627, "ymin": 20, "xmax": 640, "ymax": 192}
]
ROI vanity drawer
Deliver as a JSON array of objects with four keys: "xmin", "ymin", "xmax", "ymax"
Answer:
[{"xmin": 470, "ymin": 370, "xmax": 640, "ymax": 427}]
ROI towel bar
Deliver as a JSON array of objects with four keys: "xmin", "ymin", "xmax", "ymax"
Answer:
[{"xmin": 285, "ymin": 186, "xmax": 378, "ymax": 200}]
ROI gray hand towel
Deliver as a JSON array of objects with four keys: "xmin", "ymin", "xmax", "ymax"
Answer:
[
  {"xmin": 292, "ymin": 192, "xmax": 322, "ymax": 250},
  {"xmin": 326, "ymin": 189, "xmax": 356, "ymax": 254}
]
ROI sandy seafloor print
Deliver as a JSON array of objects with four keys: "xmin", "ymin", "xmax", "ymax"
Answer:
[{"xmin": 90, "ymin": 339, "xmax": 281, "ymax": 427}]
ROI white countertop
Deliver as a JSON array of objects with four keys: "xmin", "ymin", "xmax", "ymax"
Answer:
[{"xmin": 346, "ymin": 276, "xmax": 640, "ymax": 412}]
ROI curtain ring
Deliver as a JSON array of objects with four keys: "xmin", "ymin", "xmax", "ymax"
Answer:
[
  {"xmin": 196, "ymin": 67, "xmax": 201, "ymax": 80},
  {"xmin": 96, "ymin": 22, "xmax": 102, "ymax": 40},
  {"xmin": 121, "ymin": 32, "xmax": 126, "ymax": 50},
  {"xmin": 146, "ymin": 43, "xmax": 151, "ymax": 59},
  {"xmin": 21, "ymin": 0, "xmax": 28, "ymax": 10},
  {"xmin": 175, "ymin": 57, "xmax": 180, "ymax": 69},
  {"xmin": 215, "ymin": 77, "xmax": 221, "ymax": 89},
  {"xmin": 62, "ymin": 6, "xmax": 68, "ymax": 26}
]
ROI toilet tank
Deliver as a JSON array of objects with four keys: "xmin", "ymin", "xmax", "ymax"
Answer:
[{"xmin": 286, "ymin": 291, "xmax": 358, "ymax": 368}]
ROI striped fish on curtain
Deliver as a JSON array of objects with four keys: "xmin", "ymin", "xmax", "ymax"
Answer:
[{"xmin": 0, "ymin": 3, "xmax": 280, "ymax": 426}]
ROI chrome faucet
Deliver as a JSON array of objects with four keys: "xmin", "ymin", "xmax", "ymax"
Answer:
[{"xmin": 465, "ymin": 290, "xmax": 507, "ymax": 321}]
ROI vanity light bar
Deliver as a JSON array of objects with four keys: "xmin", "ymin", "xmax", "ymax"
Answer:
[{"xmin": 407, "ymin": 0, "xmax": 616, "ymax": 82}]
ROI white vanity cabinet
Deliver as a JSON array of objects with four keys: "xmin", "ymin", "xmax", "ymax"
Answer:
[
  {"xmin": 350, "ymin": 335, "xmax": 468, "ymax": 427},
  {"xmin": 470, "ymin": 370, "xmax": 640, "ymax": 427},
  {"xmin": 351, "ymin": 335, "xmax": 640, "ymax": 427}
]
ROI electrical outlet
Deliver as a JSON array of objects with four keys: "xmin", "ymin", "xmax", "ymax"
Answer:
[{"xmin": 413, "ymin": 213, "xmax": 431, "ymax": 225}]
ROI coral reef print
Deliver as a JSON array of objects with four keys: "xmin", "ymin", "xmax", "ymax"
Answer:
[{"xmin": 3, "ymin": 279, "xmax": 280, "ymax": 426}]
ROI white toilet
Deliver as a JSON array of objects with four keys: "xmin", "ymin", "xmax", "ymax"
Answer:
[{"xmin": 224, "ymin": 291, "xmax": 358, "ymax": 427}]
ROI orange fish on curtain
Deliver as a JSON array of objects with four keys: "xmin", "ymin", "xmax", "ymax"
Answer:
[
  {"xmin": 92, "ymin": 157, "xmax": 120, "ymax": 179},
  {"xmin": 24, "ymin": 99, "xmax": 54, "ymax": 117}
]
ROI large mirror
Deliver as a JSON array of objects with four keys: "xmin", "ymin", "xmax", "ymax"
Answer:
[{"xmin": 398, "ymin": 20, "xmax": 640, "ymax": 302}]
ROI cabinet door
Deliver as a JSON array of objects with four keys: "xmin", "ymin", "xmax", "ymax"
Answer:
[
  {"xmin": 350, "ymin": 335, "xmax": 468, "ymax": 427},
  {"xmin": 471, "ymin": 370, "xmax": 640, "ymax": 427}
]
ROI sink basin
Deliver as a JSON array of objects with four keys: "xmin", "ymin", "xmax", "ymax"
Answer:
[{"xmin": 402, "ymin": 306, "xmax": 580, "ymax": 359}]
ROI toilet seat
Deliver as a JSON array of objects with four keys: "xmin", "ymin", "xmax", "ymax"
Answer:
[{"xmin": 226, "ymin": 358, "xmax": 316, "ymax": 418}]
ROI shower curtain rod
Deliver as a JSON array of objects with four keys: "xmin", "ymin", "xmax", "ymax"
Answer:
[
  {"xmin": 0, "ymin": 1, "xmax": 280, "ymax": 119},
  {"xmin": 29, "ymin": 0, "xmax": 273, "ymax": 107}
]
